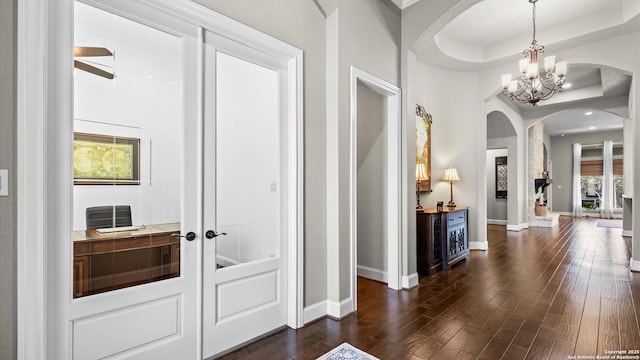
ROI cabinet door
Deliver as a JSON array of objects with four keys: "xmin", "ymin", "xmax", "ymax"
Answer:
[
  {"xmin": 447, "ymin": 225, "xmax": 466, "ymax": 258},
  {"xmin": 444, "ymin": 209, "xmax": 469, "ymax": 268},
  {"xmin": 73, "ymin": 256, "xmax": 90, "ymax": 298},
  {"xmin": 430, "ymin": 215, "xmax": 443, "ymax": 266}
]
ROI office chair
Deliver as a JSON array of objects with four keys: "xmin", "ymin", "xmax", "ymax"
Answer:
[{"xmin": 86, "ymin": 205, "xmax": 132, "ymax": 230}]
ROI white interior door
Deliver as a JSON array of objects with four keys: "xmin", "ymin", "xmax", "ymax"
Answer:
[
  {"xmin": 65, "ymin": 2, "xmax": 200, "ymax": 359},
  {"xmin": 202, "ymin": 30, "xmax": 289, "ymax": 358}
]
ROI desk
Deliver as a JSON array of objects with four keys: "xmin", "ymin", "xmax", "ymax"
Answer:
[{"xmin": 73, "ymin": 223, "xmax": 180, "ymax": 298}]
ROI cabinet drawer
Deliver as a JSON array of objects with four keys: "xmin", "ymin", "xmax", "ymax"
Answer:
[{"xmin": 447, "ymin": 210, "xmax": 466, "ymax": 226}]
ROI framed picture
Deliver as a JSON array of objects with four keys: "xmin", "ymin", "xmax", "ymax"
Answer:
[
  {"xmin": 73, "ymin": 132, "xmax": 140, "ymax": 185},
  {"xmin": 416, "ymin": 104, "xmax": 432, "ymax": 192},
  {"xmin": 495, "ymin": 156, "xmax": 507, "ymax": 199}
]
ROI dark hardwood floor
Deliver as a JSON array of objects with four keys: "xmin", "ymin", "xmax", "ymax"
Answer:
[{"xmin": 219, "ymin": 217, "xmax": 640, "ymax": 359}]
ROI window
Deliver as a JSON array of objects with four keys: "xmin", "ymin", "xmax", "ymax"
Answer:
[{"xmin": 579, "ymin": 150, "xmax": 623, "ymax": 211}]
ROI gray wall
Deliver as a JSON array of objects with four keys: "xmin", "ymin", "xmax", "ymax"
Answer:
[
  {"xmin": 486, "ymin": 149, "xmax": 508, "ymax": 222},
  {"xmin": 356, "ymin": 83, "xmax": 387, "ymax": 274},
  {"xmin": 195, "ymin": 0, "xmax": 328, "ymax": 306},
  {"xmin": 550, "ymin": 130, "xmax": 624, "ymax": 213},
  {"xmin": 195, "ymin": 0, "xmax": 401, "ymax": 304},
  {"xmin": 334, "ymin": 0, "xmax": 400, "ymax": 300},
  {"xmin": 0, "ymin": 0, "xmax": 16, "ymax": 357}
]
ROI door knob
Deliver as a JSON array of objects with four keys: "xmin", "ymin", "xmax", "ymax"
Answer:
[
  {"xmin": 205, "ymin": 230, "xmax": 227, "ymax": 239},
  {"xmin": 171, "ymin": 231, "xmax": 196, "ymax": 241}
]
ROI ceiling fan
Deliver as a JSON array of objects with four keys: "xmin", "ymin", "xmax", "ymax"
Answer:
[{"xmin": 74, "ymin": 46, "xmax": 115, "ymax": 79}]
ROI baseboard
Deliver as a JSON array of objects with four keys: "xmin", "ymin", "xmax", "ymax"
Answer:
[
  {"xmin": 357, "ymin": 265, "xmax": 388, "ymax": 283},
  {"xmin": 506, "ymin": 223, "xmax": 528, "ymax": 232},
  {"xmin": 556, "ymin": 211, "xmax": 573, "ymax": 216},
  {"xmin": 327, "ymin": 298, "xmax": 353, "ymax": 319},
  {"xmin": 630, "ymin": 258, "xmax": 640, "ymax": 272},
  {"xmin": 402, "ymin": 273, "xmax": 419, "ymax": 289},
  {"xmin": 469, "ymin": 241, "xmax": 488, "ymax": 251},
  {"xmin": 303, "ymin": 301, "xmax": 327, "ymax": 324},
  {"xmin": 487, "ymin": 219, "xmax": 507, "ymax": 225},
  {"xmin": 623, "ymin": 230, "xmax": 633, "ymax": 237}
]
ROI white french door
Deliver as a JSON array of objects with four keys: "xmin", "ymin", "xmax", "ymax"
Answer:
[
  {"xmin": 65, "ymin": 2, "xmax": 201, "ymax": 359},
  {"xmin": 24, "ymin": 0, "xmax": 302, "ymax": 358},
  {"xmin": 201, "ymin": 30, "xmax": 290, "ymax": 358}
]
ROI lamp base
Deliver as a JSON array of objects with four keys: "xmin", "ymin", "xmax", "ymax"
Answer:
[
  {"xmin": 447, "ymin": 201, "xmax": 456, "ymax": 209},
  {"xmin": 416, "ymin": 184, "xmax": 424, "ymax": 211}
]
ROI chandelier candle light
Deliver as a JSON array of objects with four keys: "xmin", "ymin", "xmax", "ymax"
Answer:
[
  {"xmin": 442, "ymin": 167, "xmax": 460, "ymax": 209},
  {"xmin": 501, "ymin": 0, "xmax": 567, "ymax": 105},
  {"xmin": 415, "ymin": 162, "xmax": 429, "ymax": 210}
]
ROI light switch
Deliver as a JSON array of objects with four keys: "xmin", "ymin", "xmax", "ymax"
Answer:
[
  {"xmin": 270, "ymin": 181, "xmax": 277, "ymax": 192},
  {"xmin": 0, "ymin": 169, "xmax": 7, "ymax": 196}
]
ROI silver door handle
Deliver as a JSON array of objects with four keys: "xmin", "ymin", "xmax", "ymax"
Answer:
[{"xmin": 170, "ymin": 232, "xmax": 196, "ymax": 241}]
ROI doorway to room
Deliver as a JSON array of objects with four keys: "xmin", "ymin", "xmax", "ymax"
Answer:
[
  {"xmin": 19, "ymin": 1, "xmax": 304, "ymax": 358},
  {"xmin": 349, "ymin": 67, "xmax": 402, "ymax": 312},
  {"xmin": 356, "ymin": 83, "xmax": 389, "ymax": 287},
  {"xmin": 485, "ymin": 109, "xmax": 519, "ymax": 237}
]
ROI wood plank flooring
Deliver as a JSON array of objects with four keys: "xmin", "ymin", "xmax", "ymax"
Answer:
[{"xmin": 219, "ymin": 217, "xmax": 640, "ymax": 359}]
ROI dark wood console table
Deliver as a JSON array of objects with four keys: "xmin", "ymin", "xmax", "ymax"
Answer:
[
  {"xmin": 73, "ymin": 223, "xmax": 180, "ymax": 298},
  {"xmin": 417, "ymin": 206, "xmax": 469, "ymax": 275}
]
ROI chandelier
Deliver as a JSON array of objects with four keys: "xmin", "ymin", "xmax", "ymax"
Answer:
[{"xmin": 501, "ymin": 0, "xmax": 567, "ymax": 105}]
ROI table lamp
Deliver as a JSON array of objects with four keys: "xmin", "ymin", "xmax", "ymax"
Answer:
[
  {"xmin": 442, "ymin": 167, "xmax": 460, "ymax": 208},
  {"xmin": 415, "ymin": 162, "xmax": 429, "ymax": 210}
]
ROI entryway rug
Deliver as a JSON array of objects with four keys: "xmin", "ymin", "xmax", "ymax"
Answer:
[
  {"xmin": 596, "ymin": 219, "xmax": 622, "ymax": 228},
  {"xmin": 316, "ymin": 343, "xmax": 379, "ymax": 360}
]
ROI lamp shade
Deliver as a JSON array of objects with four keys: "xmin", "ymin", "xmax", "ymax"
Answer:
[
  {"xmin": 416, "ymin": 162, "xmax": 429, "ymax": 181},
  {"xmin": 442, "ymin": 167, "xmax": 460, "ymax": 181}
]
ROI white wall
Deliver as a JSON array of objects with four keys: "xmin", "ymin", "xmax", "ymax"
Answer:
[
  {"xmin": 415, "ymin": 61, "xmax": 484, "ymax": 248},
  {"xmin": 332, "ymin": 0, "xmax": 401, "ymax": 300},
  {"xmin": 356, "ymin": 83, "xmax": 387, "ymax": 280},
  {"xmin": 486, "ymin": 148, "xmax": 508, "ymax": 223},
  {"xmin": 73, "ymin": 3, "xmax": 182, "ymax": 230}
]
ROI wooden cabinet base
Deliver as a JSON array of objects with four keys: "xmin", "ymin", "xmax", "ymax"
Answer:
[{"xmin": 417, "ymin": 207, "xmax": 469, "ymax": 275}]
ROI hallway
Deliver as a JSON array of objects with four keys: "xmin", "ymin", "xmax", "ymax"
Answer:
[{"xmin": 221, "ymin": 217, "xmax": 640, "ymax": 359}]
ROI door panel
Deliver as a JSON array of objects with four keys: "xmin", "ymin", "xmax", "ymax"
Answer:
[
  {"xmin": 202, "ymin": 31, "xmax": 288, "ymax": 358},
  {"xmin": 216, "ymin": 269, "xmax": 279, "ymax": 322},
  {"xmin": 69, "ymin": 2, "xmax": 198, "ymax": 358},
  {"xmin": 72, "ymin": 296, "xmax": 181, "ymax": 359}
]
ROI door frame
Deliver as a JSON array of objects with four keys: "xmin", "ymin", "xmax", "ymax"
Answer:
[
  {"xmin": 349, "ymin": 66, "xmax": 403, "ymax": 311},
  {"xmin": 16, "ymin": 0, "xmax": 304, "ymax": 358}
]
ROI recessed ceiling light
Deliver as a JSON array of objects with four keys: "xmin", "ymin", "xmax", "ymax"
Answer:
[
  {"xmin": 585, "ymin": 111, "xmax": 593, "ymax": 116},
  {"xmin": 562, "ymin": 83, "xmax": 572, "ymax": 89},
  {"xmin": 561, "ymin": 134, "xmax": 565, "ymax": 137},
  {"xmin": 589, "ymin": 126, "xmax": 596, "ymax": 130}
]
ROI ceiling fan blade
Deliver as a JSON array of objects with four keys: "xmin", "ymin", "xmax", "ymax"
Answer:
[
  {"xmin": 74, "ymin": 46, "xmax": 113, "ymax": 57},
  {"xmin": 74, "ymin": 60, "xmax": 115, "ymax": 79}
]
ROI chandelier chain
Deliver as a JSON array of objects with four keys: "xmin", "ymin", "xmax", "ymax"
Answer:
[{"xmin": 531, "ymin": 0, "xmax": 537, "ymax": 45}]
